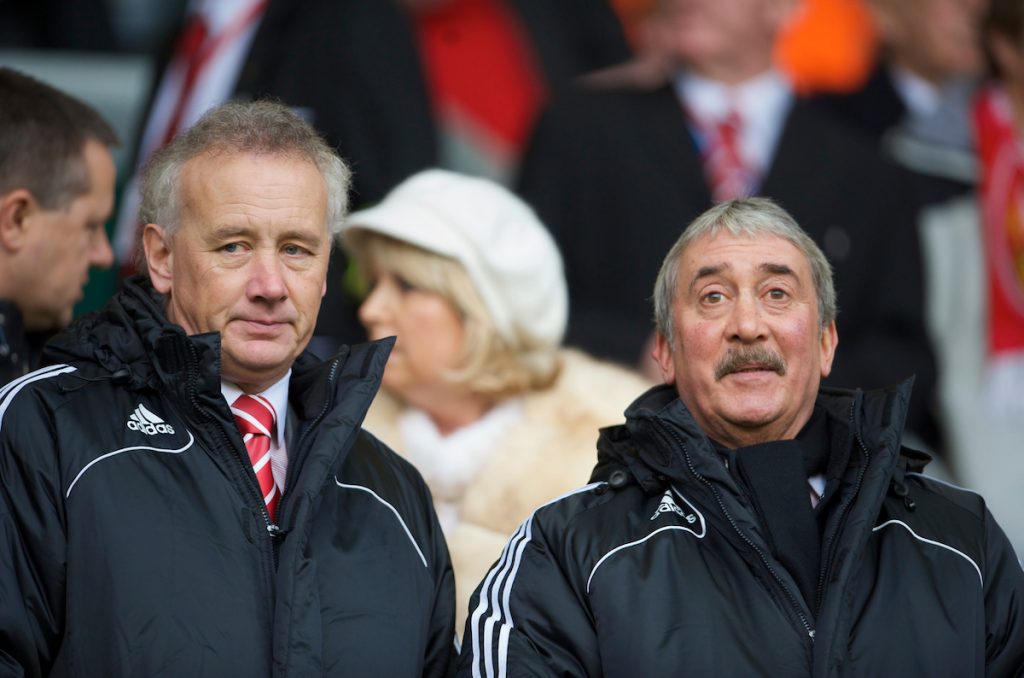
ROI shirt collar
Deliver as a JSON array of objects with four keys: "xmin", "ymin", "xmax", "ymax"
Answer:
[
  {"xmin": 889, "ymin": 66, "xmax": 943, "ymax": 119},
  {"xmin": 675, "ymin": 68, "xmax": 791, "ymax": 124},
  {"xmin": 221, "ymin": 369, "xmax": 291, "ymax": 448},
  {"xmin": 674, "ymin": 68, "xmax": 792, "ymax": 175}
]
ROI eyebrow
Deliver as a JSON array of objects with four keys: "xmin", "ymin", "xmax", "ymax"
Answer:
[
  {"xmin": 689, "ymin": 263, "xmax": 728, "ymax": 293},
  {"xmin": 210, "ymin": 225, "xmax": 324, "ymax": 247},
  {"xmin": 760, "ymin": 262, "xmax": 795, "ymax": 277},
  {"xmin": 688, "ymin": 261, "xmax": 797, "ymax": 293}
]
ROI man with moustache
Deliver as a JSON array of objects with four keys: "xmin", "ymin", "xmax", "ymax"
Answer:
[
  {"xmin": 460, "ymin": 198, "xmax": 1024, "ymax": 676},
  {"xmin": 0, "ymin": 100, "xmax": 455, "ymax": 676},
  {"xmin": 0, "ymin": 67, "xmax": 117, "ymax": 385}
]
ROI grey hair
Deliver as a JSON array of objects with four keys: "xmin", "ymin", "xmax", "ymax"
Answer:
[
  {"xmin": 137, "ymin": 99, "xmax": 351, "ymax": 263},
  {"xmin": 653, "ymin": 197, "xmax": 837, "ymax": 344}
]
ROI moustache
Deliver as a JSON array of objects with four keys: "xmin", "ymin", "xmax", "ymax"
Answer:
[{"xmin": 714, "ymin": 346, "xmax": 787, "ymax": 381}]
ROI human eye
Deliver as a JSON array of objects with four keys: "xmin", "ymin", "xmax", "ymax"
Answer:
[
  {"xmin": 701, "ymin": 290, "xmax": 725, "ymax": 305},
  {"xmin": 283, "ymin": 243, "xmax": 310, "ymax": 257},
  {"xmin": 766, "ymin": 288, "xmax": 788, "ymax": 301},
  {"xmin": 394, "ymin": 275, "xmax": 416, "ymax": 294}
]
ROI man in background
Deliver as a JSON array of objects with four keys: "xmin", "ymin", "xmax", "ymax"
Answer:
[{"xmin": 0, "ymin": 66, "xmax": 117, "ymax": 385}]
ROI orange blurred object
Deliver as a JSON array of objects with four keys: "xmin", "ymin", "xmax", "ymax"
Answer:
[
  {"xmin": 609, "ymin": 0, "xmax": 878, "ymax": 94},
  {"xmin": 775, "ymin": 0, "xmax": 878, "ymax": 94}
]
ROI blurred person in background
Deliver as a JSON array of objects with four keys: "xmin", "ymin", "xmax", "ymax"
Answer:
[
  {"xmin": 517, "ymin": 0, "xmax": 939, "ymax": 450},
  {"xmin": 917, "ymin": 0, "xmax": 1024, "ymax": 558},
  {"xmin": 341, "ymin": 169, "xmax": 651, "ymax": 629},
  {"xmin": 822, "ymin": 0, "xmax": 989, "ymax": 206},
  {"xmin": 0, "ymin": 67, "xmax": 117, "ymax": 385}
]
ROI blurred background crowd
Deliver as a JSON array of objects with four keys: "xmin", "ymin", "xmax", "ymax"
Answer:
[{"xmin": 2, "ymin": 0, "xmax": 1021, "ymax": 558}]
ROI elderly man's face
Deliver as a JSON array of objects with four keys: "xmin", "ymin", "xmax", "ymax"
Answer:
[
  {"xmin": 653, "ymin": 231, "xmax": 837, "ymax": 448},
  {"xmin": 144, "ymin": 152, "xmax": 330, "ymax": 393}
]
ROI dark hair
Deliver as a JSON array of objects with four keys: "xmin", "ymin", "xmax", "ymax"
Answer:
[
  {"xmin": 984, "ymin": 0, "xmax": 1024, "ymax": 78},
  {"xmin": 0, "ymin": 67, "xmax": 120, "ymax": 210}
]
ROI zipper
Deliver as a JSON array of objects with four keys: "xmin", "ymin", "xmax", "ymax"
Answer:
[
  {"xmin": 653, "ymin": 418, "xmax": 816, "ymax": 642},
  {"xmin": 814, "ymin": 402, "xmax": 870, "ymax": 613},
  {"xmin": 184, "ymin": 341, "xmax": 278, "ymax": 602},
  {"xmin": 271, "ymin": 356, "xmax": 342, "ymax": 566},
  {"xmin": 281, "ymin": 356, "xmax": 341, "ymax": 501}
]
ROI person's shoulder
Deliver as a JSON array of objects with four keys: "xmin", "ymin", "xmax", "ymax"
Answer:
[
  {"xmin": 344, "ymin": 427, "xmax": 422, "ymax": 485},
  {"xmin": 514, "ymin": 474, "xmax": 657, "ymax": 561},
  {"xmin": 341, "ymin": 427, "xmax": 449, "ymax": 524},
  {"xmin": 0, "ymin": 363, "xmax": 87, "ymax": 428},
  {"xmin": 790, "ymin": 96, "xmax": 891, "ymax": 155},
  {"xmin": 525, "ymin": 348, "xmax": 651, "ymax": 428},
  {"xmin": 903, "ymin": 472, "xmax": 988, "ymax": 521},
  {"xmin": 875, "ymin": 471, "xmax": 996, "ymax": 574}
]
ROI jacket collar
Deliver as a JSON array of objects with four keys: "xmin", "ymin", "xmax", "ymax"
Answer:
[
  {"xmin": 43, "ymin": 275, "xmax": 393, "ymax": 429},
  {"xmin": 595, "ymin": 379, "xmax": 920, "ymax": 492}
]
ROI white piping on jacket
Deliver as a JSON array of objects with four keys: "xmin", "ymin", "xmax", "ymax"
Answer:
[
  {"xmin": 467, "ymin": 483, "xmax": 600, "ymax": 678},
  {"xmin": 65, "ymin": 431, "xmax": 196, "ymax": 498},
  {"xmin": 586, "ymin": 487, "xmax": 707, "ymax": 594},
  {"xmin": 872, "ymin": 519, "xmax": 983, "ymax": 587},
  {"xmin": 0, "ymin": 364, "xmax": 77, "ymax": 425},
  {"xmin": 334, "ymin": 479, "xmax": 428, "ymax": 568}
]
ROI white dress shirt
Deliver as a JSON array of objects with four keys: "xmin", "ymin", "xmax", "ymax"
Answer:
[{"xmin": 674, "ymin": 68, "xmax": 794, "ymax": 186}]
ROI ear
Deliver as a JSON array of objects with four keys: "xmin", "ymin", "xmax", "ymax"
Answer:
[
  {"xmin": 819, "ymin": 320, "xmax": 838, "ymax": 378},
  {"xmin": 0, "ymin": 189, "xmax": 35, "ymax": 252},
  {"xmin": 143, "ymin": 223, "xmax": 174, "ymax": 294},
  {"xmin": 652, "ymin": 331, "xmax": 678, "ymax": 385}
]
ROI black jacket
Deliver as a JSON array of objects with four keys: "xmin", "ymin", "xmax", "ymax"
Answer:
[
  {"xmin": 0, "ymin": 300, "xmax": 32, "ymax": 386},
  {"xmin": 0, "ymin": 277, "xmax": 456, "ymax": 677},
  {"xmin": 459, "ymin": 383, "xmax": 1024, "ymax": 676}
]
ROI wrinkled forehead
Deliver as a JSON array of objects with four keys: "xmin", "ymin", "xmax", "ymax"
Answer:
[{"xmin": 678, "ymin": 231, "xmax": 810, "ymax": 288}]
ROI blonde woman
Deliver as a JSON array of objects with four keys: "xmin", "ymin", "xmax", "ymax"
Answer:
[{"xmin": 340, "ymin": 170, "xmax": 651, "ymax": 628}]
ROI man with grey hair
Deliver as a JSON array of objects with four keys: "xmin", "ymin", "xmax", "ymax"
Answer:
[
  {"xmin": 460, "ymin": 198, "xmax": 1024, "ymax": 676},
  {"xmin": 0, "ymin": 66, "xmax": 118, "ymax": 385},
  {"xmin": 0, "ymin": 100, "xmax": 456, "ymax": 676}
]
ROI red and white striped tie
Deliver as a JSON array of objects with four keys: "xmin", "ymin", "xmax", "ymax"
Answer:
[
  {"xmin": 701, "ymin": 109, "xmax": 754, "ymax": 202},
  {"xmin": 231, "ymin": 394, "xmax": 279, "ymax": 522}
]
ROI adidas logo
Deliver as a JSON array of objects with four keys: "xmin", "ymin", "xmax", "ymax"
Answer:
[
  {"xmin": 126, "ymin": 403, "xmax": 175, "ymax": 435},
  {"xmin": 651, "ymin": 490, "xmax": 696, "ymax": 524}
]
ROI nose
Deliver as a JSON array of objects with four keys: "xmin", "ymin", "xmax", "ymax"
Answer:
[
  {"xmin": 726, "ymin": 292, "xmax": 767, "ymax": 343},
  {"xmin": 247, "ymin": 250, "xmax": 287, "ymax": 303},
  {"xmin": 358, "ymin": 280, "xmax": 388, "ymax": 330},
  {"xmin": 91, "ymin": 227, "xmax": 115, "ymax": 269}
]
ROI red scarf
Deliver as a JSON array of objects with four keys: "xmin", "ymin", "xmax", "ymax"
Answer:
[{"xmin": 973, "ymin": 86, "xmax": 1024, "ymax": 410}]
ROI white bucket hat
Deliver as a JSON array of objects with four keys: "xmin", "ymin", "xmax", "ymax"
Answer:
[{"xmin": 340, "ymin": 169, "xmax": 568, "ymax": 350}]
